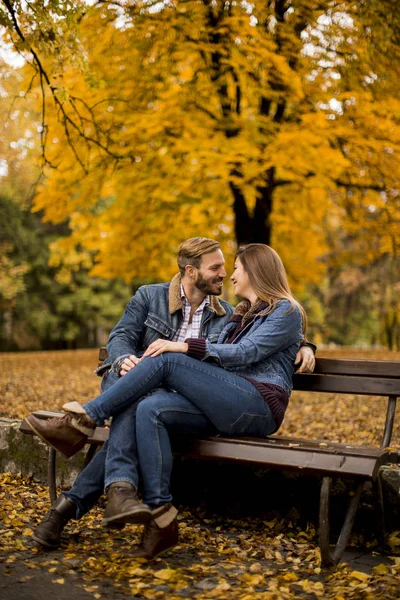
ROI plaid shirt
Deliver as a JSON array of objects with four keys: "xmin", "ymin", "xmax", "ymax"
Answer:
[{"xmin": 174, "ymin": 285, "xmax": 210, "ymax": 342}]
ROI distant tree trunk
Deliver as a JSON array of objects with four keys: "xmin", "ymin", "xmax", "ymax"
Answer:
[
  {"xmin": 384, "ymin": 312, "xmax": 399, "ymax": 351},
  {"xmin": 229, "ymin": 169, "xmax": 274, "ymax": 245},
  {"xmin": 3, "ymin": 309, "xmax": 12, "ymax": 341}
]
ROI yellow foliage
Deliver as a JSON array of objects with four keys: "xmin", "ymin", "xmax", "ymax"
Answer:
[{"xmin": 2, "ymin": 0, "xmax": 400, "ymax": 294}]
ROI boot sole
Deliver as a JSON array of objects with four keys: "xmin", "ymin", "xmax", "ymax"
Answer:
[
  {"xmin": 103, "ymin": 508, "xmax": 153, "ymax": 528},
  {"xmin": 24, "ymin": 417, "xmax": 86, "ymax": 458},
  {"xmin": 131, "ymin": 540, "xmax": 179, "ymax": 561},
  {"xmin": 32, "ymin": 533, "xmax": 60, "ymax": 549}
]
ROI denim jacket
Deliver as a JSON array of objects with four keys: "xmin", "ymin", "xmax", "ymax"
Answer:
[
  {"xmin": 204, "ymin": 300, "xmax": 303, "ymax": 394},
  {"xmin": 98, "ymin": 273, "xmax": 233, "ymax": 376}
]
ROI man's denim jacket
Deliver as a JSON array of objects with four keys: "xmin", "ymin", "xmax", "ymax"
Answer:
[
  {"xmin": 203, "ymin": 300, "xmax": 303, "ymax": 395},
  {"xmin": 97, "ymin": 273, "xmax": 233, "ymax": 377}
]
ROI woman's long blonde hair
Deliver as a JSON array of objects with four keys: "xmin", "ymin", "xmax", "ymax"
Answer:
[{"xmin": 235, "ymin": 244, "xmax": 307, "ymax": 334}]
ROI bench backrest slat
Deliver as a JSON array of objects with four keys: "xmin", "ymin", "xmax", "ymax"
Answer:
[
  {"xmin": 293, "ymin": 374, "xmax": 400, "ymax": 396},
  {"xmin": 313, "ymin": 358, "xmax": 400, "ymax": 378},
  {"xmin": 99, "ymin": 347, "xmax": 108, "ymax": 364}
]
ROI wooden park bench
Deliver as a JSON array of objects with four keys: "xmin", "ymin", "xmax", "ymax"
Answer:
[{"xmin": 19, "ymin": 350, "xmax": 400, "ymax": 566}]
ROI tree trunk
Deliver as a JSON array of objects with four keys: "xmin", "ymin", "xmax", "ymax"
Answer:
[{"xmin": 230, "ymin": 168, "xmax": 274, "ymax": 245}]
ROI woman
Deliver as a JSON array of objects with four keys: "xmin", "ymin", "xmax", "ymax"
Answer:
[{"xmin": 26, "ymin": 244, "xmax": 306, "ymax": 558}]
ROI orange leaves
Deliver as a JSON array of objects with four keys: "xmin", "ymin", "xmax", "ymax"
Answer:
[
  {"xmin": 1, "ymin": 472, "xmax": 400, "ymax": 598},
  {"xmin": 0, "ymin": 349, "xmax": 100, "ymax": 419}
]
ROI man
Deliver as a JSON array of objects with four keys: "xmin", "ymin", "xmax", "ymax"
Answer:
[{"xmin": 29, "ymin": 237, "xmax": 315, "ymax": 553}]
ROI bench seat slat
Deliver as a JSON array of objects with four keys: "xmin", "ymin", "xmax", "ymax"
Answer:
[
  {"xmin": 178, "ymin": 439, "xmax": 398, "ymax": 479},
  {"xmin": 199, "ymin": 435, "xmax": 397, "ymax": 457}
]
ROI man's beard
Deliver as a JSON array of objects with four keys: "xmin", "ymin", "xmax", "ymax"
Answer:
[{"xmin": 195, "ymin": 272, "xmax": 223, "ymax": 295}]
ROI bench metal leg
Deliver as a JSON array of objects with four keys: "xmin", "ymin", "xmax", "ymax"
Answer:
[
  {"xmin": 374, "ymin": 473, "xmax": 386, "ymax": 545},
  {"xmin": 319, "ymin": 476, "xmax": 365, "ymax": 566},
  {"xmin": 83, "ymin": 444, "xmax": 98, "ymax": 468},
  {"xmin": 47, "ymin": 444, "xmax": 98, "ymax": 504},
  {"xmin": 48, "ymin": 448, "xmax": 57, "ymax": 504}
]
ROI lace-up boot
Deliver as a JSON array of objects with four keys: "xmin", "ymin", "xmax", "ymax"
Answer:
[
  {"xmin": 103, "ymin": 482, "xmax": 152, "ymax": 527},
  {"xmin": 32, "ymin": 495, "xmax": 77, "ymax": 548}
]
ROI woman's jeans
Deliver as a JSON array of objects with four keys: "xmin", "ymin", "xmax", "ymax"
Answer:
[
  {"xmin": 84, "ymin": 354, "xmax": 275, "ymax": 434},
  {"xmin": 80, "ymin": 353, "xmax": 276, "ymax": 507}
]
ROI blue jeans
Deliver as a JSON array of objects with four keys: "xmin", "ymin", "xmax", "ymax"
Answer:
[
  {"xmin": 82, "ymin": 354, "xmax": 276, "ymax": 506},
  {"xmin": 108, "ymin": 389, "xmax": 216, "ymax": 507},
  {"xmin": 84, "ymin": 353, "xmax": 276, "ymax": 437}
]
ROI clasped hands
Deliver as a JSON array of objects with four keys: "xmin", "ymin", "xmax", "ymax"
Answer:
[{"xmin": 119, "ymin": 340, "xmax": 188, "ymax": 376}]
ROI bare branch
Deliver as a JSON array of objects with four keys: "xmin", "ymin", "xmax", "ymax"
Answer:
[
  {"xmin": 336, "ymin": 180, "xmax": 386, "ymax": 192},
  {"xmin": 1, "ymin": 0, "xmax": 127, "ymax": 171}
]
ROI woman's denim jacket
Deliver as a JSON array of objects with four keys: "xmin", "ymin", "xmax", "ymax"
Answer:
[
  {"xmin": 98, "ymin": 274, "xmax": 233, "ymax": 376},
  {"xmin": 204, "ymin": 300, "xmax": 303, "ymax": 395}
]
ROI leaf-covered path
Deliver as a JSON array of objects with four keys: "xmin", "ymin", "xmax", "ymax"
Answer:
[{"xmin": 1, "ymin": 473, "xmax": 400, "ymax": 600}]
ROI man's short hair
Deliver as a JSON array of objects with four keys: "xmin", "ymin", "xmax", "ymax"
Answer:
[{"xmin": 177, "ymin": 237, "xmax": 221, "ymax": 275}]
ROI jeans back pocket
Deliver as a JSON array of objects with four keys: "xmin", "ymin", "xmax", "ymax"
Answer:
[{"xmin": 229, "ymin": 412, "xmax": 276, "ymax": 438}]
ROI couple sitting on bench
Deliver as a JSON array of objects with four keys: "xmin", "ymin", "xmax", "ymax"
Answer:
[{"xmin": 25, "ymin": 237, "xmax": 315, "ymax": 560}]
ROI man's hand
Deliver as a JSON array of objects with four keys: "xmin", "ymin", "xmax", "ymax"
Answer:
[
  {"xmin": 295, "ymin": 346, "xmax": 315, "ymax": 374},
  {"xmin": 120, "ymin": 355, "xmax": 141, "ymax": 376},
  {"xmin": 143, "ymin": 340, "xmax": 188, "ymax": 358}
]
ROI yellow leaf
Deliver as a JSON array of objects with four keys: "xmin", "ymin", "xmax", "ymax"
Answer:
[
  {"xmin": 372, "ymin": 563, "xmax": 390, "ymax": 574},
  {"xmin": 350, "ymin": 571, "xmax": 370, "ymax": 582},
  {"xmin": 241, "ymin": 573, "xmax": 264, "ymax": 585},
  {"xmin": 154, "ymin": 568, "xmax": 179, "ymax": 582},
  {"xmin": 388, "ymin": 531, "xmax": 400, "ymax": 549}
]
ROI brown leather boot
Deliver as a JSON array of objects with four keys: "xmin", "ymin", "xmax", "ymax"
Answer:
[
  {"xmin": 103, "ymin": 482, "xmax": 152, "ymax": 527},
  {"xmin": 131, "ymin": 504, "xmax": 179, "ymax": 560},
  {"xmin": 32, "ymin": 495, "xmax": 77, "ymax": 548},
  {"xmin": 24, "ymin": 412, "xmax": 95, "ymax": 458}
]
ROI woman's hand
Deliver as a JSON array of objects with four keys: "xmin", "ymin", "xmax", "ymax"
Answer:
[
  {"xmin": 294, "ymin": 346, "xmax": 315, "ymax": 373},
  {"xmin": 143, "ymin": 340, "xmax": 188, "ymax": 358}
]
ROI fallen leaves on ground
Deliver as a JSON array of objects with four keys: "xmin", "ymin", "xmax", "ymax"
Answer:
[
  {"xmin": 0, "ymin": 349, "xmax": 100, "ymax": 419},
  {"xmin": 1, "ymin": 473, "xmax": 400, "ymax": 599}
]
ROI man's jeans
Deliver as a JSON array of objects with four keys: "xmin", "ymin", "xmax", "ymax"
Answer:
[
  {"xmin": 108, "ymin": 388, "xmax": 216, "ymax": 507},
  {"xmin": 82, "ymin": 354, "xmax": 276, "ymax": 507}
]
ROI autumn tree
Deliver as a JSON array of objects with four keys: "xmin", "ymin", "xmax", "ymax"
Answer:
[{"xmin": 1, "ymin": 0, "xmax": 399, "ymax": 312}]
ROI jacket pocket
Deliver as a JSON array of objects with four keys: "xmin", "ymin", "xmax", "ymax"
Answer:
[
  {"xmin": 144, "ymin": 313, "xmax": 174, "ymax": 338},
  {"xmin": 229, "ymin": 412, "xmax": 275, "ymax": 438}
]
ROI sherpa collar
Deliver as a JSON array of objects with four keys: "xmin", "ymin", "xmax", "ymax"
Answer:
[{"xmin": 168, "ymin": 273, "xmax": 227, "ymax": 316}]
